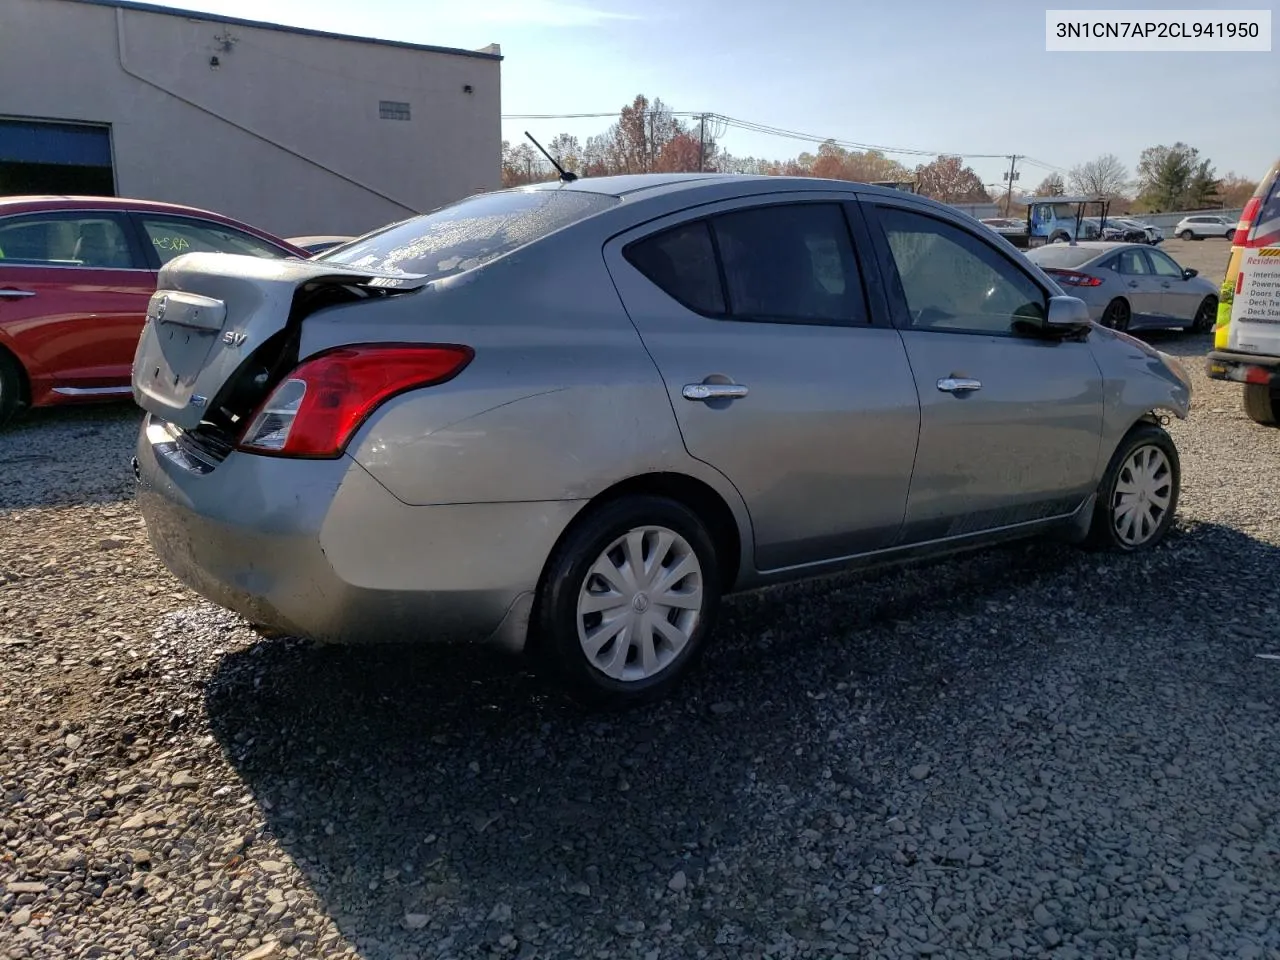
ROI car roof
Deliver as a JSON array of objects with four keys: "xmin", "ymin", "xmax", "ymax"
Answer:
[
  {"xmin": 516, "ymin": 172, "xmax": 919, "ymax": 203},
  {"xmin": 1031, "ymin": 241, "xmax": 1137, "ymax": 254}
]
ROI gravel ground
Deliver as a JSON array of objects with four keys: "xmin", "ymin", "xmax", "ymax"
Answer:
[{"xmin": 3, "ymin": 321, "xmax": 1279, "ymax": 960}]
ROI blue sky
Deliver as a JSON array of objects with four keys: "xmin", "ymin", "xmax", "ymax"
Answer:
[{"xmin": 156, "ymin": 0, "xmax": 1276, "ymax": 189}]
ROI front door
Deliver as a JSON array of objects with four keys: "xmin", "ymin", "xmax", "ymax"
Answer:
[
  {"xmin": 1146, "ymin": 246, "xmax": 1199, "ymax": 322},
  {"xmin": 861, "ymin": 198, "xmax": 1105, "ymax": 542},
  {"xmin": 604, "ymin": 195, "xmax": 921, "ymax": 571},
  {"xmin": 0, "ymin": 210, "xmax": 154, "ymax": 399}
]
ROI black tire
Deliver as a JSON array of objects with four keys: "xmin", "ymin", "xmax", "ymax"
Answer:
[
  {"xmin": 533, "ymin": 495, "xmax": 721, "ymax": 708},
  {"xmin": 1190, "ymin": 295, "xmax": 1217, "ymax": 334},
  {"xmin": 1179, "ymin": 229, "xmax": 1194, "ymax": 240},
  {"xmin": 1102, "ymin": 298, "xmax": 1131, "ymax": 331},
  {"xmin": 1085, "ymin": 423, "xmax": 1180, "ymax": 552},
  {"xmin": 0, "ymin": 349, "xmax": 26, "ymax": 429},
  {"xmin": 1243, "ymin": 384, "xmax": 1280, "ymax": 426}
]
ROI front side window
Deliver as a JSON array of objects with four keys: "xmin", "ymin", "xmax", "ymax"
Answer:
[
  {"xmin": 0, "ymin": 213, "xmax": 136, "ymax": 268},
  {"xmin": 1148, "ymin": 250, "xmax": 1184, "ymax": 278},
  {"xmin": 876, "ymin": 206, "xmax": 1045, "ymax": 335},
  {"xmin": 138, "ymin": 216, "xmax": 290, "ymax": 265}
]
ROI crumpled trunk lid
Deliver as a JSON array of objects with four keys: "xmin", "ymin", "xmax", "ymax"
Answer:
[{"xmin": 131, "ymin": 252, "xmax": 424, "ymax": 430}]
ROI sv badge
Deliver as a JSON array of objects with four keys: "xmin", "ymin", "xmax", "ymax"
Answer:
[{"xmin": 222, "ymin": 330, "xmax": 248, "ymax": 347}]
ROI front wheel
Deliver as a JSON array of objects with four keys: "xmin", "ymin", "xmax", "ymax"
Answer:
[
  {"xmin": 533, "ymin": 495, "xmax": 721, "ymax": 707},
  {"xmin": 1243, "ymin": 384, "xmax": 1280, "ymax": 426},
  {"xmin": 1190, "ymin": 295, "xmax": 1217, "ymax": 333},
  {"xmin": 1086, "ymin": 424, "xmax": 1180, "ymax": 552}
]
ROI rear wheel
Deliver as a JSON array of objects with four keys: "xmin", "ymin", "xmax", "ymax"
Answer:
[
  {"xmin": 1243, "ymin": 384, "xmax": 1280, "ymax": 426},
  {"xmin": 1102, "ymin": 298, "xmax": 1131, "ymax": 331},
  {"xmin": 1190, "ymin": 295, "xmax": 1217, "ymax": 333},
  {"xmin": 533, "ymin": 495, "xmax": 721, "ymax": 707},
  {"xmin": 0, "ymin": 350, "xmax": 26, "ymax": 429},
  {"xmin": 1086, "ymin": 423, "xmax": 1180, "ymax": 552},
  {"xmin": 1179, "ymin": 229, "xmax": 1194, "ymax": 240}
]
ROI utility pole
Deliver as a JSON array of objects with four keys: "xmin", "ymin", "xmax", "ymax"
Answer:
[
  {"xmin": 1002, "ymin": 155, "xmax": 1021, "ymax": 216},
  {"xmin": 698, "ymin": 115, "xmax": 706, "ymax": 173}
]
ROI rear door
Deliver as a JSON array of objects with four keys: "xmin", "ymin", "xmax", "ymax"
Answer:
[
  {"xmin": 859, "ymin": 196, "xmax": 1104, "ymax": 542},
  {"xmin": 604, "ymin": 193, "xmax": 921, "ymax": 571},
  {"xmin": 0, "ymin": 210, "xmax": 154, "ymax": 397}
]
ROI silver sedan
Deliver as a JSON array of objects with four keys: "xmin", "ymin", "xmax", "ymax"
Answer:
[
  {"xmin": 131, "ymin": 175, "xmax": 1192, "ymax": 706},
  {"xmin": 1025, "ymin": 241, "xmax": 1219, "ymax": 333}
]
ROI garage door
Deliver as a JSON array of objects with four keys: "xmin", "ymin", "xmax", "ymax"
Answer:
[{"xmin": 0, "ymin": 118, "xmax": 114, "ymax": 197}]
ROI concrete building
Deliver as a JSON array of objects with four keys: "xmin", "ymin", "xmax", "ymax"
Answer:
[{"xmin": 0, "ymin": 0, "xmax": 502, "ymax": 237}]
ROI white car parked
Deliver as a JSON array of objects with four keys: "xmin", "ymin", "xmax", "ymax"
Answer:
[{"xmin": 1174, "ymin": 214, "xmax": 1236, "ymax": 240}]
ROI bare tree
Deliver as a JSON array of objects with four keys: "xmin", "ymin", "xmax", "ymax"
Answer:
[{"xmin": 1068, "ymin": 154, "xmax": 1131, "ymax": 199}]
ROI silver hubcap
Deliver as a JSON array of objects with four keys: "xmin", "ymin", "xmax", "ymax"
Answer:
[
  {"xmin": 577, "ymin": 525, "xmax": 704, "ymax": 682},
  {"xmin": 1112, "ymin": 445, "xmax": 1173, "ymax": 546}
]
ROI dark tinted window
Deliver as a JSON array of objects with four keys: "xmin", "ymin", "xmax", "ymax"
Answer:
[
  {"xmin": 624, "ymin": 221, "xmax": 724, "ymax": 314},
  {"xmin": 877, "ymin": 206, "xmax": 1046, "ymax": 335},
  {"xmin": 0, "ymin": 213, "xmax": 137, "ymax": 268},
  {"xmin": 321, "ymin": 189, "xmax": 618, "ymax": 279},
  {"xmin": 712, "ymin": 204, "xmax": 865, "ymax": 323}
]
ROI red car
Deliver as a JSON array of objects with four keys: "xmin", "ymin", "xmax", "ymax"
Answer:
[{"xmin": 0, "ymin": 196, "xmax": 309, "ymax": 426}]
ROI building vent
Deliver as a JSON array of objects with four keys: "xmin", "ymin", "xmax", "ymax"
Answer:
[{"xmin": 379, "ymin": 101, "xmax": 411, "ymax": 121}]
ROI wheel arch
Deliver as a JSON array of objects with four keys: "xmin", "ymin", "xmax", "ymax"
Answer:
[{"xmin": 0, "ymin": 342, "xmax": 32, "ymax": 410}]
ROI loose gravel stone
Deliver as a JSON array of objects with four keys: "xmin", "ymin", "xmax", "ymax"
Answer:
[{"xmin": 1, "ymin": 316, "xmax": 1278, "ymax": 959}]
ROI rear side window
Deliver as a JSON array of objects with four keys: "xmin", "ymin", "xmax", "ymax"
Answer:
[
  {"xmin": 624, "ymin": 202, "xmax": 868, "ymax": 325},
  {"xmin": 625, "ymin": 221, "xmax": 724, "ymax": 315},
  {"xmin": 137, "ymin": 216, "xmax": 290, "ymax": 265},
  {"xmin": 321, "ymin": 189, "xmax": 619, "ymax": 279}
]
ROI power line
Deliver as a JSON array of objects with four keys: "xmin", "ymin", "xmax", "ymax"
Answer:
[{"xmin": 504, "ymin": 108, "xmax": 1036, "ymax": 164}]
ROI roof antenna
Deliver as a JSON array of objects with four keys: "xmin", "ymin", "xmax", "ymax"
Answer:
[{"xmin": 525, "ymin": 131, "xmax": 577, "ymax": 182}]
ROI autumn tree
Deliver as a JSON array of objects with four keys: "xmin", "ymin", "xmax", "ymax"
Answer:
[
  {"xmin": 1033, "ymin": 173, "xmax": 1065, "ymax": 196},
  {"xmin": 500, "ymin": 141, "xmax": 552, "ymax": 187},
  {"xmin": 1067, "ymin": 154, "xmax": 1130, "ymax": 199},
  {"xmin": 547, "ymin": 133, "xmax": 583, "ymax": 173},
  {"xmin": 913, "ymin": 155, "xmax": 990, "ymax": 203},
  {"xmin": 1218, "ymin": 173, "xmax": 1259, "ymax": 208}
]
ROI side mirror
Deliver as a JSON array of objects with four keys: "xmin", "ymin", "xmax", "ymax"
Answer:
[
  {"xmin": 1182, "ymin": 267, "xmax": 1198, "ymax": 279},
  {"xmin": 1045, "ymin": 295, "xmax": 1092, "ymax": 332}
]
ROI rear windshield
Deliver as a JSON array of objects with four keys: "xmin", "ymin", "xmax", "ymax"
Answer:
[
  {"xmin": 1027, "ymin": 245, "xmax": 1100, "ymax": 268},
  {"xmin": 318, "ymin": 188, "xmax": 618, "ymax": 279}
]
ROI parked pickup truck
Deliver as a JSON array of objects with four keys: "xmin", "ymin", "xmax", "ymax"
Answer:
[{"xmin": 1206, "ymin": 157, "xmax": 1280, "ymax": 426}]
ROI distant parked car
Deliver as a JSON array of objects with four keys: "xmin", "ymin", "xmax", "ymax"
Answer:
[
  {"xmin": 287, "ymin": 235, "xmax": 354, "ymax": 256},
  {"xmin": 1026, "ymin": 241, "xmax": 1218, "ymax": 333},
  {"xmin": 0, "ymin": 196, "xmax": 309, "ymax": 426},
  {"xmin": 979, "ymin": 217, "xmax": 1026, "ymax": 238},
  {"xmin": 131, "ymin": 174, "xmax": 1191, "ymax": 706},
  {"xmin": 1113, "ymin": 218, "xmax": 1163, "ymax": 245},
  {"xmin": 1175, "ymin": 214, "xmax": 1236, "ymax": 240}
]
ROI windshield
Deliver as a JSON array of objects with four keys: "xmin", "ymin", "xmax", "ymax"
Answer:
[
  {"xmin": 317, "ymin": 188, "xmax": 619, "ymax": 279},
  {"xmin": 1027, "ymin": 245, "xmax": 1100, "ymax": 268}
]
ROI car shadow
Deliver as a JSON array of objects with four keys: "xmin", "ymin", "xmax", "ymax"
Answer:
[{"xmin": 202, "ymin": 518, "xmax": 1280, "ymax": 957}]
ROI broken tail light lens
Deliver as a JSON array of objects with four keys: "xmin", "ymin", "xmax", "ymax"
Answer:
[{"xmin": 238, "ymin": 343, "xmax": 474, "ymax": 458}]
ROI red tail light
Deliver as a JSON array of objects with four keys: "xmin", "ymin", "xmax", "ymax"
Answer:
[
  {"xmin": 1046, "ymin": 269, "xmax": 1103, "ymax": 287},
  {"xmin": 237, "ymin": 343, "xmax": 474, "ymax": 458},
  {"xmin": 1234, "ymin": 196, "xmax": 1261, "ymax": 244}
]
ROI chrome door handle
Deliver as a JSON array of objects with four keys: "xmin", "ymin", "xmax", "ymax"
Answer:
[
  {"xmin": 1127, "ymin": 281, "xmax": 1139, "ymax": 288},
  {"xmin": 937, "ymin": 377, "xmax": 982, "ymax": 394},
  {"xmin": 682, "ymin": 382, "xmax": 749, "ymax": 401},
  {"xmin": 0, "ymin": 289, "xmax": 36, "ymax": 299}
]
